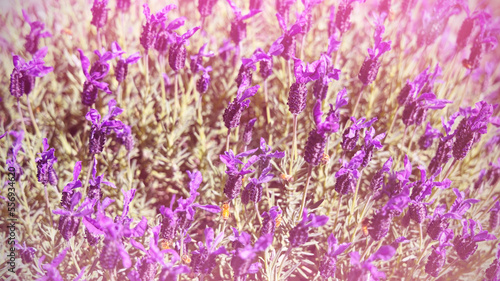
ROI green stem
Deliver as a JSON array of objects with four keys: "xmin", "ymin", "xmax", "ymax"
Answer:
[
  {"xmin": 26, "ymin": 95, "xmax": 41, "ymax": 137},
  {"xmin": 298, "ymin": 166, "xmax": 312, "ymax": 222},
  {"xmin": 225, "ymin": 128, "xmax": 231, "ymax": 152},
  {"xmin": 352, "ymin": 85, "xmax": 366, "ymax": 119}
]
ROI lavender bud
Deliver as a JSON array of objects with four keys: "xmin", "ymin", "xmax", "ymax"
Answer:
[
  {"xmin": 242, "ymin": 118, "xmax": 257, "ymax": 146},
  {"xmin": 91, "ymin": 0, "xmax": 109, "ymax": 29},
  {"xmin": 223, "ymin": 100, "xmax": 244, "ymax": 129},
  {"xmin": 342, "ymin": 128, "xmax": 359, "ymax": 151},
  {"xmin": 259, "ymin": 59, "xmax": 273, "ymax": 79},
  {"xmin": 100, "ymin": 239, "xmax": 119, "ymax": 269},
  {"xmin": 155, "ymin": 30, "xmax": 170, "ymax": 55},
  {"xmin": 117, "ymin": 0, "xmax": 131, "ymax": 13},
  {"xmin": 289, "ymin": 224, "xmax": 308, "ymax": 247},
  {"xmin": 82, "ymin": 81, "xmax": 99, "ymax": 106},
  {"xmin": 20, "ymin": 247, "xmax": 36, "ymax": 264},
  {"xmin": 169, "ymin": 43, "xmax": 187, "ymax": 72},
  {"xmin": 490, "ymin": 211, "xmax": 499, "ymax": 230},
  {"xmin": 176, "ymin": 211, "xmax": 193, "ymax": 233},
  {"xmin": 313, "ymin": 76, "xmax": 329, "ymax": 100},
  {"xmin": 287, "ymin": 82, "xmax": 308, "ymax": 115},
  {"xmin": 369, "ymin": 170, "xmax": 384, "ymax": 191},
  {"xmin": 280, "ymin": 34, "xmax": 296, "ymax": 61},
  {"xmin": 409, "ymin": 203, "xmax": 427, "ymax": 224},
  {"xmin": 456, "ymin": 18, "xmax": 474, "ymax": 50},
  {"xmin": 160, "ymin": 216, "xmax": 177, "ymax": 240},
  {"xmin": 115, "ymin": 59, "xmax": 128, "ymax": 83},
  {"xmin": 335, "ymin": 173, "xmax": 356, "ymax": 195},
  {"xmin": 261, "ymin": 214, "xmax": 276, "ymax": 238},
  {"xmin": 453, "ymin": 235, "xmax": 478, "ymax": 260},
  {"xmin": 427, "ymin": 215, "xmax": 449, "ymax": 240},
  {"xmin": 250, "ymin": 0, "xmax": 263, "ymax": 10},
  {"xmin": 190, "ymin": 56, "xmax": 203, "ymax": 74},
  {"xmin": 335, "ymin": 3, "xmax": 353, "ymax": 34},
  {"xmin": 304, "ymin": 129, "xmax": 327, "ymax": 166},
  {"xmin": 85, "ymin": 228, "xmax": 100, "ymax": 246},
  {"xmin": 402, "ymin": 100, "xmax": 418, "ymax": 127},
  {"xmin": 22, "ymin": 73, "xmax": 36, "ymax": 95},
  {"xmin": 235, "ymin": 64, "xmax": 253, "ymax": 88},
  {"xmin": 452, "ymin": 118, "xmax": 477, "ymax": 160},
  {"xmin": 198, "ymin": 0, "xmax": 217, "ymax": 18},
  {"xmin": 319, "ymin": 256, "xmax": 337, "ymax": 279},
  {"xmin": 230, "ymin": 20, "xmax": 247, "ymax": 45},
  {"xmin": 485, "ymin": 259, "xmax": 500, "ymax": 281},
  {"xmin": 87, "ymin": 183, "xmax": 102, "ymax": 203},
  {"xmin": 196, "ymin": 74, "xmax": 210, "ymax": 94},
  {"xmin": 409, "ymin": 181, "xmax": 424, "ymax": 201},
  {"xmin": 368, "ymin": 210, "xmax": 392, "ymax": 241},
  {"xmin": 89, "ymin": 125, "xmax": 107, "ymax": 155},
  {"xmin": 397, "ymin": 83, "xmax": 412, "ymax": 106},
  {"xmin": 58, "ymin": 215, "xmax": 80, "ymax": 241},
  {"xmin": 358, "ymin": 57, "xmax": 381, "ymax": 85},
  {"xmin": 242, "ymin": 183, "xmax": 262, "ymax": 204},
  {"xmin": 138, "ymin": 258, "xmax": 158, "ymax": 280},
  {"xmin": 10, "ymin": 68, "xmax": 24, "ymax": 98},
  {"xmin": 361, "ymin": 146, "xmax": 374, "ymax": 168},
  {"xmin": 378, "ymin": 0, "xmax": 391, "ymax": 16},
  {"xmin": 224, "ymin": 174, "xmax": 243, "ymax": 200},
  {"xmin": 191, "ymin": 248, "xmax": 209, "ymax": 275},
  {"xmin": 36, "ymin": 159, "xmax": 57, "ymax": 186},
  {"xmin": 424, "ymin": 249, "xmax": 445, "ymax": 277},
  {"xmin": 60, "ymin": 190, "xmax": 74, "ymax": 210}
]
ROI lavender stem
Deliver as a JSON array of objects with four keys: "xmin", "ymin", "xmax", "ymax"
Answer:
[
  {"xmin": 352, "ymin": 85, "xmax": 366, "ymax": 119},
  {"xmin": 298, "ymin": 166, "xmax": 313, "ymax": 222},
  {"xmin": 26, "ymin": 95, "xmax": 41, "ymax": 137}
]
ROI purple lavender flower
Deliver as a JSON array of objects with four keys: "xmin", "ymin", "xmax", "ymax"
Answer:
[
  {"xmin": 380, "ymin": 155, "xmax": 413, "ymax": 199},
  {"xmin": 287, "ymin": 58, "xmax": 321, "ymax": 115},
  {"xmin": 117, "ymin": 0, "xmax": 131, "ymax": 13},
  {"xmin": 223, "ymin": 83, "xmax": 260, "ymax": 129},
  {"xmin": 22, "ymin": 10, "xmax": 52, "ymax": 55},
  {"xmin": 196, "ymin": 65, "xmax": 213, "ymax": 94},
  {"xmin": 37, "ymin": 247, "xmax": 75, "ymax": 281},
  {"xmin": 230, "ymin": 231, "xmax": 272, "ymax": 280},
  {"xmin": 397, "ymin": 67, "xmax": 430, "ymax": 106},
  {"xmin": 425, "ymin": 229, "xmax": 454, "ymax": 277},
  {"xmin": 53, "ymin": 193, "xmax": 94, "ymax": 240},
  {"xmin": 275, "ymin": 0, "xmax": 296, "ymax": 24},
  {"xmin": 241, "ymin": 166, "xmax": 274, "ymax": 204},
  {"xmin": 88, "ymin": 158, "xmax": 116, "ymax": 207},
  {"xmin": 370, "ymin": 157, "xmax": 392, "ymax": 192},
  {"xmin": 456, "ymin": 7, "xmax": 486, "ymax": 50},
  {"xmin": 115, "ymin": 125, "xmax": 134, "ymax": 151},
  {"xmin": 153, "ymin": 17, "xmax": 186, "ymax": 55},
  {"xmin": 358, "ymin": 23, "xmax": 391, "ymax": 85},
  {"xmin": 418, "ymin": 122, "xmax": 440, "ymax": 150},
  {"xmin": 190, "ymin": 228, "xmax": 228, "ymax": 276},
  {"xmin": 335, "ymin": 150, "xmax": 365, "ymax": 195},
  {"xmin": 198, "ymin": 0, "xmax": 218, "ymax": 18},
  {"xmin": 297, "ymin": 0, "xmax": 323, "ymax": 34},
  {"xmin": 190, "ymin": 43, "xmax": 215, "ymax": 74},
  {"xmin": 463, "ymin": 23, "xmax": 497, "ymax": 70},
  {"xmin": 36, "ymin": 138, "xmax": 58, "ymax": 186},
  {"xmin": 60, "ymin": 161, "xmax": 82, "ymax": 210},
  {"xmin": 342, "ymin": 117, "xmax": 377, "ymax": 151},
  {"xmin": 416, "ymin": 0, "xmax": 461, "ymax": 47},
  {"xmin": 242, "ymin": 118, "xmax": 257, "ymax": 146},
  {"xmin": 274, "ymin": 13, "xmax": 306, "ymax": 60},
  {"xmin": 91, "ymin": 0, "xmax": 109, "ymax": 29},
  {"xmin": 10, "ymin": 48, "xmax": 53, "ymax": 98},
  {"xmin": 85, "ymin": 99, "xmax": 124, "ymax": 154},
  {"xmin": 169, "ymin": 26, "xmax": 200, "ymax": 72},
  {"xmin": 140, "ymin": 4, "xmax": 177, "ymax": 51},
  {"xmin": 485, "ymin": 159, "xmax": 500, "ymax": 187},
  {"xmin": 159, "ymin": 204, "xmax": 177, "ymax": 241},
  {"xmin": 449, "ymin": 188, "xmax": 480, "ymax": 217},
  {"xmin": 77, "ymin": 49, "xmax": 112, "ymax": 106},
  {"xmin": 334, "ymin": 0, "xmax": 366, "ymax": 35},
  {"xmin": 453, "ymin": 219, "xmax": 496, "ymax": 260},
  {"xmin": 313, "ymin": 53, "xmax": 341, "ymax": 100},
  {"xmin": 260, "ymin": 206, "xmax": 282, "ymax": 239},
  {"xmin": 111, "ymin": 42, "xmax": 141, "ymax": 83},
  {"xmin": 304, "ymin": 98, "xmax": 343, "ymax": 166},
  {"xmin": 453, "ymin": 101, "xmax": 495, "ymax": 160},
  {"xmin": 82, "ymin": 197, "xmax": 115, "ymax": 246},
  {"xmin": 256, "ymin": 137, "xmax": 285, "ymax": 171},
  {"xmin": 485, "ymin": 243, "xmax": 500, "ymax": 281},
  {"xmin": 5, "ymin": 131, "xmax": 24, "ymax": 183},
  {"xmin": 360, "ymin": 127, "xmax": 385, "ymax": 168},
  {"xmin": 319, "ymin": 233, "xmax": 351, "ymax": 279},
  {"xmin": 370, "ymin": 186, "xmax": 410, "ymax": 240},
  {"xmin": 348, "ymin": 245, "xmax": 395, "ymax": 281},
  {"xmin": 15, "ymin": 242, "xmax": 37, "ymax": 264},
  {"xmin": 220, "ymin": 150, "xmax": 259, "ymax": 200},
  {"xmin": 489, "ymin": 201, "xmax": 500, "ymax": 230},
  {"xmin": 218, "ymin": 39, "xmax": 236, "ymax": 63},
  {"xmin": 289, "ymin": 209, "xmax": 329, "ymax": 247},
  {"xmin": 226, "ymin": 0, "xmax": 261, "ymax": 45},
  {"xmin": 402, "ymin": 93, "xmax": 451, "ymax": 128},
  {"xmin": 428, "ymin": 112, "xmax": 459, "ymax": 175},
  {"xmin": 235, "ymin": 55, "xmax": 259, "ymax": 88}
]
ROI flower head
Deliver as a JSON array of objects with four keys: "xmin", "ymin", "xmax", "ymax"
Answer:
[
  {"xmin": 190, "ymin": 43, "xmax": 215, "ymax": 74},
  {"xmin": 91, "ymin": 0, "xmax": 109, "ymax": 29},
  {"xmin": 418, "ymin": 122, "xmax": 440, "ymax": 150},
  {"xmin": 348, "ymin": 245, "xmax": 395, "ymax": 281},
  {"xmin": 274, "ymin": 13, "xmax": 307, "ymax": 60},
  {"xmin": 289, "ymin": 209, "xmax": 329, "ymax": 247},
  {"xmin": 241, "ymin": 166, "xmax": 274, "ymax": 204},
  {"xmin": 230, "ymin": 231, "xmax": 272, "ymax": 280},
  {"xmin": 342, "ymin": 116, "xmax": 377, "ymax": 151},
  {"xmin": 10, "ymin": 48, "xmax": 53, "ymax": 98},
  {"xmin": 198, "ymin": 0, "xmax": 218, "ymax": 18},
  {"xmin": 360, "ymin": 126, "xmax": 385, "ymax": 168},
  {"xmin": 86, "ymin": 99, "xmax": 124, "ymax": 154},
  {"xmin": 260, "ymin": 206, "xmax": 282, "ymax": 239},
  {"xmin": 60, "ymin": 161, "xmax": 82, "ymax": 210},
  {"xmin": 111, "ymin": 42, "xmax": 141, "ymax": 83},
  {"xmin": 453, "ymin": 219, "xmax": 496, "ymax": 260},
  {"xmin": 15, "ymin": 242, "xmax": 37, "ymax": 264},
  {"xmin": 221, "ymin": 150, "xmax": 259, "ymax": 200},
  {"xmin": 36, "ymin": 138, "xmax": 58, "ymax": 186},
  {"xmin": 22, "ymin": 10, "xmax": 51, "ymax": 54},
  {"xmin": 223, "ymin": 83, "xmax": 260, "ymax": 129},
  {"xmin": 77, "ymin": 49, "xmax": 113, "ymax": 106},
  {"xmin": 358, "ymin": 23, "xmax": 391, "ymax": 85},
  {"xmin": 425, "ymin": 229, "xmax": 454, "ymax": 277},
  {"xmin": 53, "ymin": 192, "xmax": 95, "ymax": 240},
  {"xmin": 196, "ymin": 65, "xmax": 213, "ymax": 94},
  {"xmin": 319, "ymin": 233, "xmax": 351, "ymax": 279},
  {"xmin": 227, "ymin": 0, "xmax": 261, "ymax": 45},
  {"xmin": 190, "ymin": 228, "xmax": 228, "ymax": 276},
  {"xmin": 335, "ymin": 150, "xmax": 365, "ymax": 194},
  {"xmin": 169, "ymin": 26, "xmax": 201, "ymax": 72}
]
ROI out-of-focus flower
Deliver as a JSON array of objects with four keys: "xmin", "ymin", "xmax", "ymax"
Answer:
[
  {"xmin": 416, "ymin": 0, "xmax": 461, "ymax": 47},
  {"xmin": 60, "ymin": 161, "xmax": 82, "ymax": 210},
  {"xmin": 335, "ymin": 0, "xmax": 366, "ymax": 35},
  {"xmin": 91, "ymin": 0, "xmax": 109, "ymax": 29},
  {"xmin": 256, "ymin": 137, "xmax": 285, "ymax": 171},
  {"xmin": 297, "ymin": 0, "xmax": 323, "ymax": 34},
  {"xmin": 274, "ymin": 13, "xmax": 306, "ymax": 60},
  {"xmin": 220, "ymin": 150, "xmax": 259, "ymax": 200},
  {"xmin": 36, "ymin": 138, "xmax": 58, "ymax": 186},
  {"xmin": 370, "ymin": 157, "xmax": 392, "ymax": 192},
  {"xmin": 227, "ymin": 0, "xmax": 261, "ymax": 45},
  {"xmin": 428, "ymin": 112, "xmax": 459, "ymax": 175},
  {"xmin": 196, "ymin": 65, "xmax": 213, "ymax": 94},
  {"xmin": 190, "ymin": 43, "xmax": 215, "ymax": 74},
  {"xmin": 360, "ymin": 126, "xmax": 385, "ymax": 168},
  {"xmin": 275, "ymin": 0, "xmax": 296, "ymax": 24},
  {"xmin": 218, "ymin": 39, "xmax": 236, "ymax": 63},
  {"xmin": 260, "ymin": 206, "xmax": 282, "ymax": 239},
  {"xmin": 418, "ymin": 122, "xmax": 440, "ymax": 150},
  {"xmin": 111, "ymin": 42, "xmax": 141, "ymax": 83},
  {"xmin": 242, "ymin": 118, "xmax": 257, "ymax": 146},
  {"xmin": 189, "ymin": 228, "xmax": 228, "ymax": 276},
  {"xmin": 484, "ymin": 243, "xmax": 500, "ymax": 281},
  {"xmin": 319, "ymin": 233, "xmax": 351, "ymax": 279},
  {"xmin": 489, "ymin": 201, "xmax": 500, "ymax": 230},
  {"xmin": 198, "ymin": 0, "xmax": 218, "ymax": 18},
  {"xmin": 117, "ymin": 0, "xmax": 131, "ymax": 13},
  {"xmin": 230, "ymin": 231, "xmax": 272, "ymax": 280},
  {"xmin": 86, "ymin": 99, "xmax": 124, "ymax": 155},
  {"xmin": 36, "ymin": 247, "xmax": 84, "ymax": 281},
  {"xmin": 22, "ymin": 10, "xmax": 51, "ymax": 55},
  {"xmin": 335, "ymin": 150, "xmax": 365, "ymax": 195},
  {"xmin": 10, "ymin": 48, "xmax": 53, "ymax": 98},
  {"xmin": 348, "ymin": 245, "xmax": 395, "ymax": 281},
  {"xmin": 453, "ymin": 219, "xmax": 496, "ymax": 260},
  {"xmin": 289, "ymin": 209, "xmax": 329, "ymax": 247},
  {"xmin": 358, "ymin": 22, "xmax": 391, "ymax": 85},
  {"xmin": 241, "ymin": 166, "xmax": 274, "ymax": 204},
  {"xmin": 114, "ymin": 125, "xmax": 134, "ymax": 151},
  {"xmin": 5, "ymin": 131, "xmax": 24, "ymax": 182},
  {"xmin": 15, "ymin": 242, "xmax": 37, "ymax": 264}
]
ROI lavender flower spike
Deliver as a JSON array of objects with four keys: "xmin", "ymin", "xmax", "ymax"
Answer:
[
  {"xmin": 77, "ymin": 49, "xmax": 112, "ymax": 106},
  {"xmin": 190, "ymin": 227, "xmax": 228, "ymax": 276},
  {"xmin": 22, "ymin": 10, "xmax": 52, "ymax": 55},
  {"xmin": 85, "ymin": 99, "xmax": 124, "ymax": 154},
  {"xmin": 36, "ymin": 247, "xmax": 71, "ymax": 281},
  {"xmin": 10, "ymin": 48, "xmax": 53, "ymax": 98},
  {"xmin": 15, "ymin": 242, "xmax": 37, "ymax": 264},
  {"xmin": 226, "ymin": 0, "xmax": 261, "ymax": 45},
  {"xmin": 169, "ymin": 26, "xmax": 201, "ymax": 72},
  {"xmin": 220, "ymin": 150, "xmax": 259, "ymax": 200},
  {"xmin": 36, "ymin": 138, "xmax": 58, "ymax": 186},
  {"xmin": 230, "ymin": 232, "xmax": 272, "ymax": 280},
  {"xmin": 485, "ymin": 243, "xmax": 500, "ymax": 281},
  {"xmin": 425, "ymin": 229, "xmax": 454, "ymax": 277},
  {"xmin": 274, "ymin": 13, "xmax": 307, "ymax": 60},
  {"xmin": 319, "ymin": 233, "xmax": 351, "ymax": 279},
  {"xmin": 289, "ymin": 209, "xmax": 329, "ymax": 247},
  {"xmin": 453, "ymin": 219, "xmax": 496, "ymax": 260},
  {"xmin": 287, "ymin": 58, "xmax": 321, "ymax": 115},
  {"xmin": 111, "ymin": 42, "xmax": 141, "ymax": 83},
  {"xmin": 348, "ymin": 245, "xmax": 395, "ymax": 281},
  {"xmin": 335, "ymin": 150, "xmax": 365, "ymax": 195},
  {"xmin": 360, "ymin": 126, "xmax": 385, "ymax": 168},
  {"xmin": 223, "ymin": 83, "xmax": 260, "ymax": 130},
  {"xmin": 91, "ymin": 0, "xmax": 109, "ymax": 29},
  {"xmin": 358, "ymin": 23, "xmax": 391, "ymax": 85},
  {"xmin": 53, "ymin": 193, "xmax": 95, "ymax": 240},
  {"xmin": 418, "ymin": 122, "xmax": 440, "ymax": 150},
  {"xmin": 60, "ymin": 161, "xmax": 82, "ymax": 210},
  {"xmin": 260, "ymin": 206, "xmax": 282, "ymax": 239},
  {"xmin": 342, "ymin": 116, "xmax": 377, "ymax": 151},
  {"xmin": 190, "ymin": 43, "xmax": 215, "ymax": 74},
  {"xmin": 241, "ymin": 166, "xmax": 274, "ymax": 204}
]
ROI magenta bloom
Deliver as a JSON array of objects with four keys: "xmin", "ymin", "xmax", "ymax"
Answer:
[
  {"xmin": 289, "ymin": 209, "xmax": 329, "ymax": 248},
  {"xmin": 53, "ymin": 193, "xmax": 94, "ymax": 240},
  {"xmin": 169, "ymin": 26, "xmax": 201, "ymax": 72},
  {"xmin": 319, "ymin": 233, "xmax": 351, "ymax": 279},
  {"xmin": 335, "ymin": 150, "xmax": 365, "ymax": 195},
  {"xmin": 22, "ymin": 10, "xmax": 52, "ymax": 55},
  {"xmin": 274, "ymin": 13, "xmax": 306, "ymax": 60},
  {"xmin": 37, "ymin": 247, "xmax": 86, "ymax": 281},
  {"xmin": 10, "ymin": 48, "xmax": 53, "ymax": 98},
  {"xmin": 226, "ymin": 0, "xmax": 261, "ymax": 45},
  {"xmin": 36, "ymin": 138, "xmax": 58, "ymax": 186},
  {"xmin": 425, "ymin": 229, "xmax": 454, "ymax": 277},
  {"xmin": 358, "ymin": 23, "xmax": 391, "ymax": 85},
  {"xmin": 223, "ymin": 83, "xmax": 260, "ymax": 129},
  {"xmin": 348, "ymin": 245, "xmax": 395, "ymax": 281},
  {"xmin": 111, "ymin": 42, "xmax": 141, "ymax": 83},
  {"xmin": 60, "ymin": 161, "xmax": 82, "ymax": 210},
  {"xmin": 189, "ymin": 228, "xmax": 228, "ymax": 276},
  {"xmin": 140, "ymin": 4, "xmax": 177, "ymax": 51},
  {"xmin": 85, "ymin": 99, "xmax": 124, "ymax": 154},
  {"xmin": 453, "ymin": 219, "xmax": 496, "ymax": 261}
]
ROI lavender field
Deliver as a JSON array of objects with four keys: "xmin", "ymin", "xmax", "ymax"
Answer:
[{"xmin": 1, "ymin": 0, "xmax": 500, "ymax": 280}]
